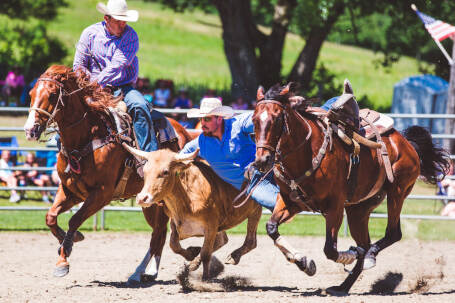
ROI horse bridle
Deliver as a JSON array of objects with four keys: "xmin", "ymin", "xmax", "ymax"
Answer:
[
  {"xmin": 255, "ymin": 99, "xmax": 312, "ymax": 157},
  {"xmin": 30, "ymin": 77, "xmax": 85, "ymax": 129}
]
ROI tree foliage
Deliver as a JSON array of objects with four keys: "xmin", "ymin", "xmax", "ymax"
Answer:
[
  {"xmin": 0, "ymin": 0, "xmax": 67, "ymax": 79},
  {"xmin": 144, "ymin": 0, "xmax": 455, "ymax": 106}
]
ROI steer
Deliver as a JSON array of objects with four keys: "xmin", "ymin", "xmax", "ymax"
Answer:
[{"xmin": 123, "ymin": 145, "xmax": 262, "ymax": 280}]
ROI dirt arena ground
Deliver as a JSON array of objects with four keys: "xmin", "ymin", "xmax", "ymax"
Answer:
[{"xmin": 1, "ymin": 232, "xmax": 455, "ymax": 303}]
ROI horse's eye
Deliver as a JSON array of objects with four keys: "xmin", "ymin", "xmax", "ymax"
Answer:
[{"xmin": 160, "ymin": 169, "xmax": 169, "ymax": 178}]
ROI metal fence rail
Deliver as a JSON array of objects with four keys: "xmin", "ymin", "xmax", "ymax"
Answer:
[{"xmin": 1, "ymin": 107, "xmax": 455, "ymax": 235}]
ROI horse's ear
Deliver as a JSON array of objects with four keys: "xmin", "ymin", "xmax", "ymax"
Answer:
[
  {"xmin": 343, "ymin": 79, "xmax": 354, "ymax": 94},
  {"xmin": 257, "ymin": 86, "xmax": 265, "ymax": 101},
  {"xmin": 280, "ymin": 83, "xmax": 291, "ymax": 95}
]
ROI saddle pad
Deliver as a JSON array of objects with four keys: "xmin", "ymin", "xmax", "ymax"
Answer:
[
  {"xmin": 361, "ymin": 113, "xmax": 394, "ymax": 139},
  {"xmin": 150, "ymin": 109, "xmax": 178, "ymax": 143}
]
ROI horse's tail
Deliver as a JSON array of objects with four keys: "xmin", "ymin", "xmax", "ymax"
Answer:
[{"xmin": 402, "ymin": 126, "xmax": 451, "ymax": 184}]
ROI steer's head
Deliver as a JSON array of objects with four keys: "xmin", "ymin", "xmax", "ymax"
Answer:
[{"xmin": 123, "ymin": 144, "xmax": 199, "ymax": 207}]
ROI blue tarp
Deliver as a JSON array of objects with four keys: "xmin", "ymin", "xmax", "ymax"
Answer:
[{"xmin": 391, "ymin": 75, "xmax": 448, "ymax": 136}]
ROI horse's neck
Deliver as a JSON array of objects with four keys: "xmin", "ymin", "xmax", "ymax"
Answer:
[
  {"xmin": 57, "ymin": 94, "xmax": 94, "ymax": 150},
  {"xmin": 284, "ymin": 111, "xmax": 322, "ymax": 151}
]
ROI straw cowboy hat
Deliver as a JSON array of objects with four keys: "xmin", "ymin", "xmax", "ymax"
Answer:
[
  {"xmin": 187, "ymin": 98, "xmax": 234, "ymax": 118},
  {"xmin": 96, "ymin": 0, "xmax": 139, "ymax": 22}
]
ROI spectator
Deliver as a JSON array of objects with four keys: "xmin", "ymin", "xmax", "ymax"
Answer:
[
  {"xmin": 202, "ymin": 89, "xmax": 221, "ymax": 102},
  {"xmin": 1, "ymin": 67, "xmax": 25, "ymax": 107},
  {"xmin": 0, "ymin": 150, "xmax": 20, "ymax": 203},
  {"xmin": 231, "ymin": 96, "xmax": 249, "ymax": 110},
  {"xmin": 177, "ymin": 114, "xmax": 195, "ymax": 129},
  {"xmin": 172, "ymin": 87, "xmax": 193, "ymax": 109},
  {"xmin": 16, "ymin": 152, "xmax": 53, "ymax": 203},
  {"xmin": 153, "ymin": 80, "xmax": 171, "ymax": 108}
]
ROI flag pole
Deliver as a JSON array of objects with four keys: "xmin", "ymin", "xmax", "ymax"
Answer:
[{"xmin": 412, "ymin": 4, "xmax": 454, "ymax": 65}]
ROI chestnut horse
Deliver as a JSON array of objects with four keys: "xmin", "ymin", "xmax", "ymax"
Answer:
[
  {"xmin": 24, "ymin": 65, "xmax": 194, "ymax": 281},
  {"xmin": 252, "ymin": 83, "xmax": 450, "ymax": 295}
]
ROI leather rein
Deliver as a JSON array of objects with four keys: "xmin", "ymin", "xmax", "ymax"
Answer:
[{"xmin": 255, "ymin": 99, "xmax": 332, "ymax": 213}]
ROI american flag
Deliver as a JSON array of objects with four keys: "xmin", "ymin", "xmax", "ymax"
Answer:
[{"xmin": 415, "ymin": 9, "xmax": 455, "ymax": 41}]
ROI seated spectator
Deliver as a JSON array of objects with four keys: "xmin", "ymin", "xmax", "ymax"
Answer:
[
  {"xmin": 153, "ymin": 80, "xmax": 171, "ymax": 108},
  {"xmin": 1, "ymin": 67, "xmax": 25, "ymax": 107},
  {"xmin": 172, "ymin": 87, "xmax": 193, "ymax": 109},
  {"xmin": 16, "ymin": 152, "xmax": 52, "ymax": 203},
  {"xmin": 231, "ymin": 96, "xmax": 249, "ymax": 110},
  {"xmin": 0, "ymin": 150, "xmax": 21, "ymax": 203}
]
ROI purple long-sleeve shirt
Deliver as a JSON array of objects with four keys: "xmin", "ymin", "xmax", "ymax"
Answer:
[{"xmin": 73, "ymin": 21, "xmax": 139, "ymax": 87}]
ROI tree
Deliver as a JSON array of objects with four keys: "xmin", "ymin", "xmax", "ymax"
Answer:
[
  {"xmin": 146, "ymin": 0, "xmax": 455, "ymax": 102},
  {"xmin": 0, "ymin": 0, "xmax": 67, "ymax": 79}
]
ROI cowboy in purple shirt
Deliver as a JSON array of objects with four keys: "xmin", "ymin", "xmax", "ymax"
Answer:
[{"xmin": 73, "ymin": 0, "xmax": 158, "ymax": 153}]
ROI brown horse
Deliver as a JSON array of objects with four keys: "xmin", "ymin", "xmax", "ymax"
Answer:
[
  {"xmin": 252, "ymin": 82, "xmax": 450, "ymax": 295},
  {"xmin": 23, "ymin": 65, "xmax": 194, "ymax": 281}
]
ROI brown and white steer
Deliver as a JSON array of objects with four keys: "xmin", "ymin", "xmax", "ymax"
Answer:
[{"xmin": 123, "ymin": 146, "xmax": 262, "ymax": 280}]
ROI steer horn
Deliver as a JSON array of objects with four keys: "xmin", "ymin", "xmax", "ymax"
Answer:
[
  {"xmin": 174, "ymin": 148, "xmax": 199, "ymax": 162},
  {"xmin": 122, "ymin": 143, "xmax": 150, "ymax": 160}
]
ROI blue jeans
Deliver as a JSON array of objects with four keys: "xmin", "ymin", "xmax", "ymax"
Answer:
[
  {"xmin": 115, "ymin": 86, "xmax": 158, "ymax": 152},
  {"xmin": 246, "ymin": 168, "xmax": 279, "ymax": 212}
]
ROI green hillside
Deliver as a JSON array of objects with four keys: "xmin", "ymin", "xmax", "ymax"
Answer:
[{"xmin": 48, "ymin": 0, "xmax": 423, "ymax": 108}]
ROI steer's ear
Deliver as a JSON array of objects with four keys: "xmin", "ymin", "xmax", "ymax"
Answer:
[
  {"xmin": 174, "ymin": 148, "xmax": 199, "ymax": 165},
  {"xmin": 257, "ymin": 86, "xmax": 265, "ymax": 101},
  {"xmin": 122, "ymin": 143, "xmax": 149, "ymax": 160}
]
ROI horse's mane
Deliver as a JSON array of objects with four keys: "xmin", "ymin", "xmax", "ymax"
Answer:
[
  {"xmin": 264, "ymin": 83, "xmax": 319, "ymax": 119},
  {"xmin": 43, "ymin": 65, "xmax": 121, "ymax": 111}
]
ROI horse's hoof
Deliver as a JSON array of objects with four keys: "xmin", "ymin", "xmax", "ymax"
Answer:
[
  {"xmin": 141, "ymin": 273, "xmax": 157, "ymax": 283},
  {"xmin": 54, "ymin": 264, "xmax": 70, "ymax": 277},
  {"xmin": 295, "ymin": 256, "xmax": 316, "ymax": 276},
  {"xmin": 325, "ymin": 286, "xmax": 349, "ymax": 296},
  {"xmin": 225, "ymin": 254, "xmax": 239, "ymax": 265},
  {"xmin": 73, "ymin": 231, "xmax": 85, "ymax": 242},
  {"xmin": 127, "ymin": 277, "xmax": 141, "ymax": 286},
  {"xmin": 363, "ymin": 256, "xmax": 376, "ymax": 270}
]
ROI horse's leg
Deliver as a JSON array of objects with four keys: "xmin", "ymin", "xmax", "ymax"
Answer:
[
  {"xmin": 45, "ymin": 184, "xmax": 83, "ymax": 244},
  {"xmin": 326, "ymin": 192, "xmax": 386, "ymax": 296},
  {"xmin": 128, "ymin": 204, "xmax": 169, "ymax": 283},
  {"xmin": 226, "ymin": 205, "xmax": 261, "ymax": 265},
  {"xmin": 364, "ymin": 183, "xmax": 413, "ymax": 270},
  {"xmin": 54, "ymin": 189, "xmax": 112, "ymax": 277},
  {"xmin": 266, "ymin": 194, "xmax": 316, "ymax": 276},
  {"xmin": 200, "ymin": 228, "xmax": 218, "ymax": 281}
]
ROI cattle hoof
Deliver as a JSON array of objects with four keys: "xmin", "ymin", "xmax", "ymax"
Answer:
[
  {"xmin": 363, "ymin": 255, "xmax": 376, "ymax": 270},
  {"xmin": 54, "ymin": 264, "xmax": 70, "ymax": 277},
  {"xmin": 325, "ymin": 285, "xmax": 348, "ymax": 296},
  {"xmin": 73, "ymin": 231, "xmax": 85, "ymax": 242},
  {"xmin": 187, "ymin": 246, "xmax": 201, "ymax": 261},
  {"xmin": 188, "ymin": 256, "xmax": 201, "ymax": 271}
]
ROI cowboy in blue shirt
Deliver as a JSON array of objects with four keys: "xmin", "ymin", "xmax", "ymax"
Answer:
[{"xmin": 180, "ymin": 98, "xmax": 279, "ymax": 211}]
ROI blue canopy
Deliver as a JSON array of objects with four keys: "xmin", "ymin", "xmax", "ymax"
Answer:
[{"xmin": 391, "ymin": 75, "xmax": 448, "ymax": 137}]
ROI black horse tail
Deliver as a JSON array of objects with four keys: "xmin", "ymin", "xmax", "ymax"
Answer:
[{"xmin": 402, "ymin": 126, "xmax": 451, "ymax": 184}]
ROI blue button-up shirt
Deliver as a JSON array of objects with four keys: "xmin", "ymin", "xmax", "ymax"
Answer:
[
  {"xmin": 180, "ymin": 113, "xmax": 256, "ymax": 189},
  {"xmin": 73, "ymin": 21, "xmax": 139, "ymax": 87}
]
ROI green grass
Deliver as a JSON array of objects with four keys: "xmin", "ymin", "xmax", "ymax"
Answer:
[{"xmin": 44, "ymin": 0, "xmax": 422, "ymax": 107}]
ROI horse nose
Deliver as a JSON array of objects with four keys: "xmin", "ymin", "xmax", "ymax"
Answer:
[{"xmin": 136, "ymin": 192, "xmax": 152, "ymax": 207}]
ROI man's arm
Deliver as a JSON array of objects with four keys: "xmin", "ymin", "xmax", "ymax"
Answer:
[
  {"xmin": 240, "ymin": 112, "xmax": 255, "ymax": 134},
  {"xmin": 73, "ymin": 29, "xmax": 91, "ymax": 73},
  {"xmin": 179, "ymin": 137, "xmax": 200, "ymax": 155},
  {"xmin": 95, "ymin": 30, "xmax": 138, "ymax": 87}
]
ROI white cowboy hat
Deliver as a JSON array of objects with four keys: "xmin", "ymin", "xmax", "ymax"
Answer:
[
  {"xmin": 96, "ymin": 0, "xmax": 139, "ymax": 22},
  {"xmin": 187, "ymin": 98, "xmax": 234, "ymax": 118}
]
